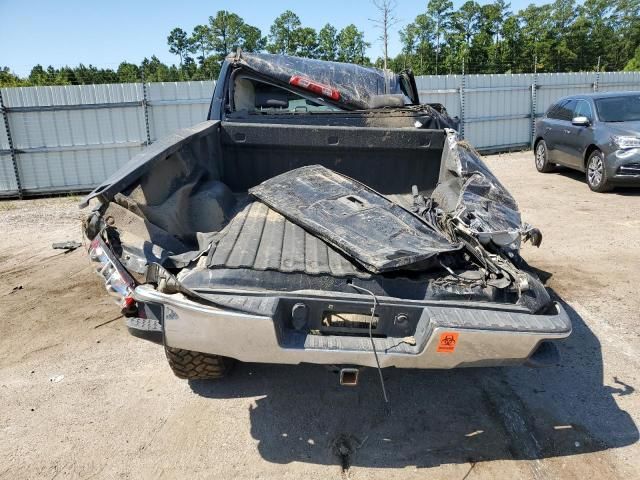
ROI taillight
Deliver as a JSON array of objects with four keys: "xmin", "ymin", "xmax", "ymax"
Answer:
[
  {"xmin": 88, "ymin": 236, "xmax": 136, "ymax": 314},
  {"xmin": 289, "ymin": 75, "xmax": 340, "ymax": 101}
]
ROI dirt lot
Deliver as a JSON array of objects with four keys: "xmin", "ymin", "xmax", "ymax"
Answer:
[{"xmin": 0, "ymin": 151, "xmax": 638, "ymax": 479}]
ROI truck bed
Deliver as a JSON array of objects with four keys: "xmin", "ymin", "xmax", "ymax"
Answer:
[{"xmin": 85, "ymin": 120, "xmax": 546, "ymax": 311}]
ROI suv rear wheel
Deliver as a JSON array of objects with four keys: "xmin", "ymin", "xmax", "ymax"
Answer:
[
  {"xmin": 535, "ymin": 140, "xmax": 554, "ymax": 173},
  {"xmin": 586, "ymin": 149, "xmax": 612, "ymax": 192},
  {"xmin": 165, "ymin": 346, "xmax": 234, "ymax": 380}
]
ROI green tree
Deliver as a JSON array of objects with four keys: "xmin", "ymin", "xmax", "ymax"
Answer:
[
  {"xmin": 399, "ymin": 14, "xmax": 436, "ymax": 74},
  {"xmin": 208, "ymin": 11, "xmax": 245, "ymax": 59},
  {"xmin": 500, "ymin": 15, "xmax": 524, "ymax": 71},
  {"xmin": 0, "ymin": 67, "xmax": 25, "ymax": 87},
  {"xmin": 28, "ymin": 65, "xmax": 48, "ymax": 85},
  {"xmin": 427, "ymin": 0, "xmax": 454, "ymax": 74},
  {"xmin": 318, "ymin": 24, "xmax": 338, "ymax": 60},
  {"xmin": 446, "ymin": 1, "xmax": 480, "ymax": 72},
  {"xmin": 624, "ymin": 45, "xmax": 640, "ymax": 70},
  {"xmin": 200, "ymin": 56, "xmax": 222, "ymax": 80},
  {"xmin": 295, "ymin": 27, "xmax": 319, "ymax": 57},
  {"xmin": 614, "ymin": 0, "xmax": 640, "ymax": 70},
  {"xmin": 267, "ymin": 10, "xmax": 302, "ymax": 55},
  {"xmin": 117, "ymin": 62, "xmax": 140, "ymax": 82},
  {"xmin": 337, "ymin": 24, "xmax": 370, "ymax": 64},
  {"xmin": 167, "ymin": 27, "xmax": 192, "ymax": 65},
  {"xmin": 518, "ymin": 3, "xmax": 554, "ymax": 71},
  {"xmin": 578, "ymin": 0, "xmax": 617, "ymax": 69},
  {"xmin": 141, "ymin": 56, "xmax": 171, "ymax": 82},
  {"xmin": 548, "ymin": 0, "xmax": 578, "ymax": 71},
  {"xmin": 190, "ymin": 24, "xmax": 211, "ymax": 66},
  {"xmin": 240, "ymin": 24, "xmax": 266, "ymax": 52}
]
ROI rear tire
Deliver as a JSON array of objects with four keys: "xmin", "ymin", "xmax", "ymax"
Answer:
[
  {"xmin": 586, "ymin": 149, "xmax": 612, "ymax": 193},
  {"xmin": 165, "ymin": 346, "xmax": 234, "ymax": 380},
  {"xmin": 535, "ymin": 140, "xmax": 554, "ymax": 173}
]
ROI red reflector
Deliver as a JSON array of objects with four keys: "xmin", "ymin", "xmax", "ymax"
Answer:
[
  {"xmin": 123, "ymin": 296, "xmax": 135, "ymax": 308},
  {"xmin": 289, "ymin": 75, "xmax": 340, "ymax": 101}
]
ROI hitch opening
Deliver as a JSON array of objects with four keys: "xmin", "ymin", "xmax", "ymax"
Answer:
[{"xmin": 339, "ymin": 368, "xmax": 360, "ymax": 386}]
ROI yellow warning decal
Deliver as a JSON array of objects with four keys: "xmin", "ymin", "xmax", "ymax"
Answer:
[{"xmin": 436, "ymin": 332, "xmax": 459, "ymax": 353}]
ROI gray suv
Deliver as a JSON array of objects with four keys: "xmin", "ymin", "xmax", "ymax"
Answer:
[{"xmin": 534, "ymin": 91, "xmax": 640, "ymax": 192}]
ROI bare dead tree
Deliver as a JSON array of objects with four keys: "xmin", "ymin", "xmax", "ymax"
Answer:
[{"xmin": 369, "ymin": 0, "xmax": 398, "ymax": 71}]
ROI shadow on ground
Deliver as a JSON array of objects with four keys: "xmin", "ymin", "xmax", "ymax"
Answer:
[
  {"xmin": 189, "ymin": 294, "xmax": 637, "ymax": 469},
  {"xmin": 550, "ymin": 166, "xmax": 640, "ymax": 195}
]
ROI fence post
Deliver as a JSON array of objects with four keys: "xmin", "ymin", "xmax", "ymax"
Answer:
[
  {"xmin": 459, "ymin": 74, "xmax": 466, "ymax": 139},
  {"xmin": 593, "ymin": 70, "xmax": 600, "ymax": 92},
  {"xmin": 0, "ymin": 89, "xmax": 22, "ymax": 198},
  {"xmin": 140, "ymin": 70, "xmax": 152, "ymax": 145},
  {"xmin": 530, "ymin": 73, "xmax": 538, "ymax": 148}
]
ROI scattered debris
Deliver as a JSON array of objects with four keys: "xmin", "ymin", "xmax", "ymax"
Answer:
[
  {"xmin": 93, "ymin": 315, "xmax": 123, "ymax": 329},
  {"xmin": 49, "ymin": 374, "xmax": 64, "ymax": 383},
  {"xmin": 10, "ymin": 285, "xmax": 23, "ymax": 294},
  {"xmin": 52, "ymin": 240, "xmax": 82, "ymax": 252}
]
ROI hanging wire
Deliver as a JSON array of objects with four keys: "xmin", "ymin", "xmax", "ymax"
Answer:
[{"xmin": 348, "ymin": 282, "xmax": 389, "ymax": 405}]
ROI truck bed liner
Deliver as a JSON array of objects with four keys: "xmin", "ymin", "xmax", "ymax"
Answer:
[{"xmin": 208, "ymin": 201, "xmax": 369, "ymax": 278}]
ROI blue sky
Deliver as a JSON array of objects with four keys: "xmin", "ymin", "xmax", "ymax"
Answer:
[{"xmin": 2, "ymin": 0, "xmax": 543, "ymax": 76}]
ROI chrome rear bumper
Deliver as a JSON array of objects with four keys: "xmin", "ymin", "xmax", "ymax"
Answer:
[{"xmin": 132, "ymin": 285, "xmax": 571, "ymax": 369}]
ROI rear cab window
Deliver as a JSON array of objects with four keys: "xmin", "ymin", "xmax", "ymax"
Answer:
[{"xmin": 232, "ymin": 76, "xmax": 343, "ymax": 114}]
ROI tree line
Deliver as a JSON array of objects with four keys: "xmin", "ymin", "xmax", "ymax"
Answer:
[
  {"xmin": 1, "ymin": 1, "xmax": 639, "ymax": 87},
  {"xmin": 398, "ymin": 0, "xmax": 640, "ymax": 74}
]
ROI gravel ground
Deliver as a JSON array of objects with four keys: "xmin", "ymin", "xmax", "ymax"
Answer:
[{"xmin": 0, "ymin": 152, "xmax": 638, "ymax": 479}]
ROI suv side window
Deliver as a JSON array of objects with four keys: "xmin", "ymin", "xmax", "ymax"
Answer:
[
  {"xmin": 574, "ymin": 100, "xmax": 593, "ymax": 120},
  {"xmin": 556, "ymin": 99, "xmax": 577, "ymax": 121},
  {"xmin": 547, "ymin": 100, "xmax": 566, "ymax": 119}
]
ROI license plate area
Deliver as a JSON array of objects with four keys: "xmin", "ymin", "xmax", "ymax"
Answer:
[
  {"xmin": 321, "ymin": 310, "xmax": 379, "ymax": 335},
  {"xmin": 277, "ymin": 297, "xmax": 421, "ymax": 339}
]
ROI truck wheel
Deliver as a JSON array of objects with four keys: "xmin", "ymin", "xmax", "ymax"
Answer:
[
  {"xmin": 164, "ymin": 346, "xmax": 234, "ymax": 380},
  {"xmin": 535, "ymin": 140, "xmax": 554, "ymax": 173}
]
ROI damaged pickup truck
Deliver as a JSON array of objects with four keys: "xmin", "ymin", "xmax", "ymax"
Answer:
[{"xmin": 81, "ymin": 53, "xmax": 571, "ymax": 387}]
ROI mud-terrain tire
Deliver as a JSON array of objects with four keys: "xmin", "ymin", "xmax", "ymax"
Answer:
[{"xmin": 164, "ymin": 346, "xmax": 234, "ymax": 380}]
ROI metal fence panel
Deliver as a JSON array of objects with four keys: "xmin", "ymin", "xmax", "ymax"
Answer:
[
  {"xmin": 464, "ymin": 74, "xmax": 535, "ymax": 150},
  {"xmin": 0, "ymin": 111, "xmax": 9, "ymax": 151},
  {"xmin": 16, "ymin": 146, "xmax": 143, "ymax": 194},
  {"xmin": 535, "ymin": 72, "xmax": 596, "ymax": 116},
  {"xmin": 2, "ymin": 84, "xmax": 146, "ymax": 193},
  {"xmin": 1, "ymin": 72, "xmax": 640, "ymax": 197},
  {"xmin": 0, "ymin": 101, "xmax": 16, "ymax": 194},
  {"xmin": 415, "ymin": 75, "xmax": 461, "ymax": 118},
  {"xmin": 598, "ymin": 71, "xmax": 640, "ymax": 92},
  {"xmin": 147, "ymin": 81, "xmax": 214, "ymax": 141},
  {"xmin": 0, "ymin": 157, "xmax": 18, "ymax": 195}
]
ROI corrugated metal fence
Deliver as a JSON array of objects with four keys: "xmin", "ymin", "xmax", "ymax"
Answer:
[
  {"xmin": 0, "ymin": 81, "xmax": 214, "ymax": 197},
  {"xmin": 2, "ymin": 72, "xmax": 640, "ymax": 197},
  {"xmin": 415, "ymin": 71, "xmax": 640, "ymax": 151}
]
